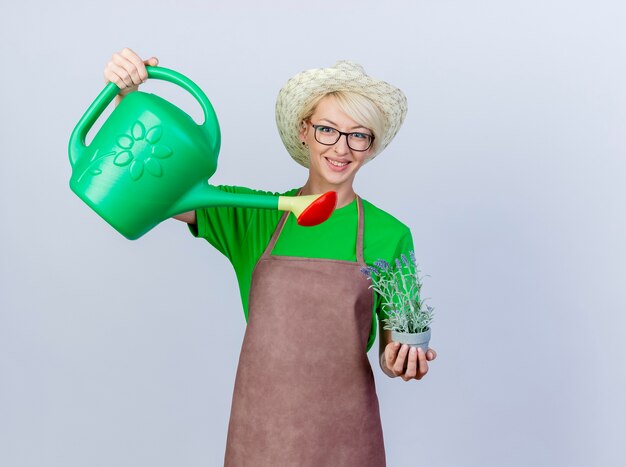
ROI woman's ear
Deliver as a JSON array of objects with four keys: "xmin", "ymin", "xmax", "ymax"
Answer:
[{"xmin": 298, "ymin": 120, "xmax": 308, "ymax": 143}]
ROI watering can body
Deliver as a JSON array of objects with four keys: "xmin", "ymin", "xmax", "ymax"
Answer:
[
  {"xmin": 69, "ymin": 67, "xmax": 335, "ymax": 240},
  {"xmin": 69, "ymin": 66, "xmax": 224, "ymax": 239}
]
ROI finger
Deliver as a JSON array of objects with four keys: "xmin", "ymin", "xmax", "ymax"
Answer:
[
  {"xmin": 105, "ymin": 63, "xmax": 135, "ymax": 88},
  {"xmin": 103, "ymin": 63, "xmax": 132, "ymax": 88},
  {"xmin": 385, "ymin": 341, "xmax": 401, "ymax": 372},
  {"xmin": 392, "ymin": 344, "xmax": 410, "ymax": 376},
  {"xmin": 123, "ymin": 50, "xmax": 157, "ymax": 82},
  {"xmin": 120, "ymin": 47, "xmax": 150, "ymax": 80},
  {"xmin": 426, "ymin": 348, "xmax": 437, "ymax": 360},
  {"xmin": 103, "ymin": 65, "xmax": 118, "ymax": 85},
  {"xmin": 402, "ymin": 346, "xmax": 419, "ymax": 381},
  {"xmin": 110, "ymin": 52, "xmax": 136, "ymax": 83},
  {"xmin": 141, "ymin": 57, "xmax": 159, "ymax": 82},
  {"xmin": 114, "ymin": 52, "xmax": 145, "ymax": 85},
  {"xmin": 144, "ymin": 56, "xmax": 159, "ymax": 67},
  {"xmin": 119, "ymin": 46, "xmax": 140, "ymax": 59},
  {"xmin": 112, "ymin": 50, "xmax": 145, "ymax": 85},
  {"xmin": 107, "ymin": 59, "xmax": 136, "ymax": 88},
  {"xmin": 415, "ymin": 347, "xmax": 429, "ymax": 380}
]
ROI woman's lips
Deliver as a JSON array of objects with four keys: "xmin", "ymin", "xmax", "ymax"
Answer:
[{"xmin": 325, "ymin": 157, "xmax": 351, "ymax": 172}]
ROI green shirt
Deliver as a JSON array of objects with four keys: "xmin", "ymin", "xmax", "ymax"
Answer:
[{"xmin": 189, "ymin": 185, "xmax": 414, "ymax": 351}]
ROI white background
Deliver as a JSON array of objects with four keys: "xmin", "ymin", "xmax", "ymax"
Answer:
[{"xmin": 1, "ymin": 1, "xmax": 624, "ymax": 466}]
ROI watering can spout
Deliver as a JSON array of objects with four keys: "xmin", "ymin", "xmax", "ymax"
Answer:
[
  {"xmin": 167, "ymin": 184, "xmax": 337, "ymax": 226},
  {"xmin": 277, "ymin": 191, "xmax": 337, "ymax": 226}
]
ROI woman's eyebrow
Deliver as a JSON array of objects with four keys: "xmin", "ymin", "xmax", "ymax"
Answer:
[
  {"xmin": 317, "ymin": 118, "xmax": 369, "ymax": 131},
  {"xmin": 317, "ymin": 118, "xmax": 338, "ymax": 126}
]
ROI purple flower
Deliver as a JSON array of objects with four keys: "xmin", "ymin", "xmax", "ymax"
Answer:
[{"xmin": 374, "ymin": 259, "xmax": 390, "ymax": 270}]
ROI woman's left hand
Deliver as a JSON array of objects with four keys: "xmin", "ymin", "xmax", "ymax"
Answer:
[{"xmin": 383, "ymin": 342, "xmax": 437, "ymax": 381}]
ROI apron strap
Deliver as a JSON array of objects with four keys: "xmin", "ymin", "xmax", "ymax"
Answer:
[
  {"xmin": 261, "ymin": 190, "xmax": 366, "ymax": 264},
  {"xmin": 260, "ymin": 188, "xmax": 303, "ymax": 260},
  {"xmin": 261, "ymin": 209, "xmax": 291, "ymax": 259},
  {"xmin": 355, "ymin": 196, "xmax": 365, "ymax": 264}
]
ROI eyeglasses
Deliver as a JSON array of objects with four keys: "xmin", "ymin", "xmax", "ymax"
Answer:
[{"xmin": 311, "ymin": 123, "xmax": 375, "ymax": 152}]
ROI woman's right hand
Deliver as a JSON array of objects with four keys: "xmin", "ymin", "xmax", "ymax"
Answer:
[{"xmin": 103, "ymin": 47, "xmax": 159, "ymax": 97}]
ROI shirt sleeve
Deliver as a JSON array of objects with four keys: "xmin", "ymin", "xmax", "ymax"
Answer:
[{"xmin": 187, "ymin": 185, "xmax": 258, "ymax": 262}]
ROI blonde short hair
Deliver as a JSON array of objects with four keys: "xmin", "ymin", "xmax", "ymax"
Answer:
[{"xmin": 298, "ymin": 91, "xmax": 387, "ymax": 156}]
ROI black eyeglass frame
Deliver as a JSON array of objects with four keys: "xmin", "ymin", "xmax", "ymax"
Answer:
[{"xmin": 310, "ymin": 123, "xmax": 375, "ymax": 152}]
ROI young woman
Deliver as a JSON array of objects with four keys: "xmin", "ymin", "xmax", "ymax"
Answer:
[{"xmin": 104, "ymin": 47, "xmax": 438, "ymax": 466}]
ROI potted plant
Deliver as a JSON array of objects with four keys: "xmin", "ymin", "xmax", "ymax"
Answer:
[{"xmin": 361, "ymin": 251, "xmax": 434, "ymax": 352}]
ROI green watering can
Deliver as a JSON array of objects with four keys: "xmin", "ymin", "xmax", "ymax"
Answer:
[{"xmin": 69, "ymin": 66, "xmax": 336, "ymax": 240}]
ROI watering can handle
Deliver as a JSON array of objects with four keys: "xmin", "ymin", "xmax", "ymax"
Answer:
[
  {"xmin": 146, "ymin": 66, "xmax": 220, "ymax": 150},
  {"xmin": 68, "ymin": 66, "xmax": 221, "ymax": 167}
]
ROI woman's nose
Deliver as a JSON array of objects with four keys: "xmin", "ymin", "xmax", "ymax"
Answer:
[{"xmin": 333, "ymin": 134, "xmax": 351, "ymax": 154}]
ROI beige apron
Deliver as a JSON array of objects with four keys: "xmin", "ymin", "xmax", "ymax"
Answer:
[{"xmin": 224, "ymin": 196, "xmax": 385, "ymax": 467}]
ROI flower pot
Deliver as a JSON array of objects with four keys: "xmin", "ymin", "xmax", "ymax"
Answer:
[{"xmin": 391, "ymin": 328, "xmax": 431, "ymax": 353}]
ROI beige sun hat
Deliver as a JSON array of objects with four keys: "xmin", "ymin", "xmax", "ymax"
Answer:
[{"xmin": 275, "ymin": 60, "xmax": 408, "ymax": 168}]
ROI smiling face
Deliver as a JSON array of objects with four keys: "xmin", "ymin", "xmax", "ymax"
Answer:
[{"xmin": 299, "ymin": 95, "xmax": 375, "ymax": 192}]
